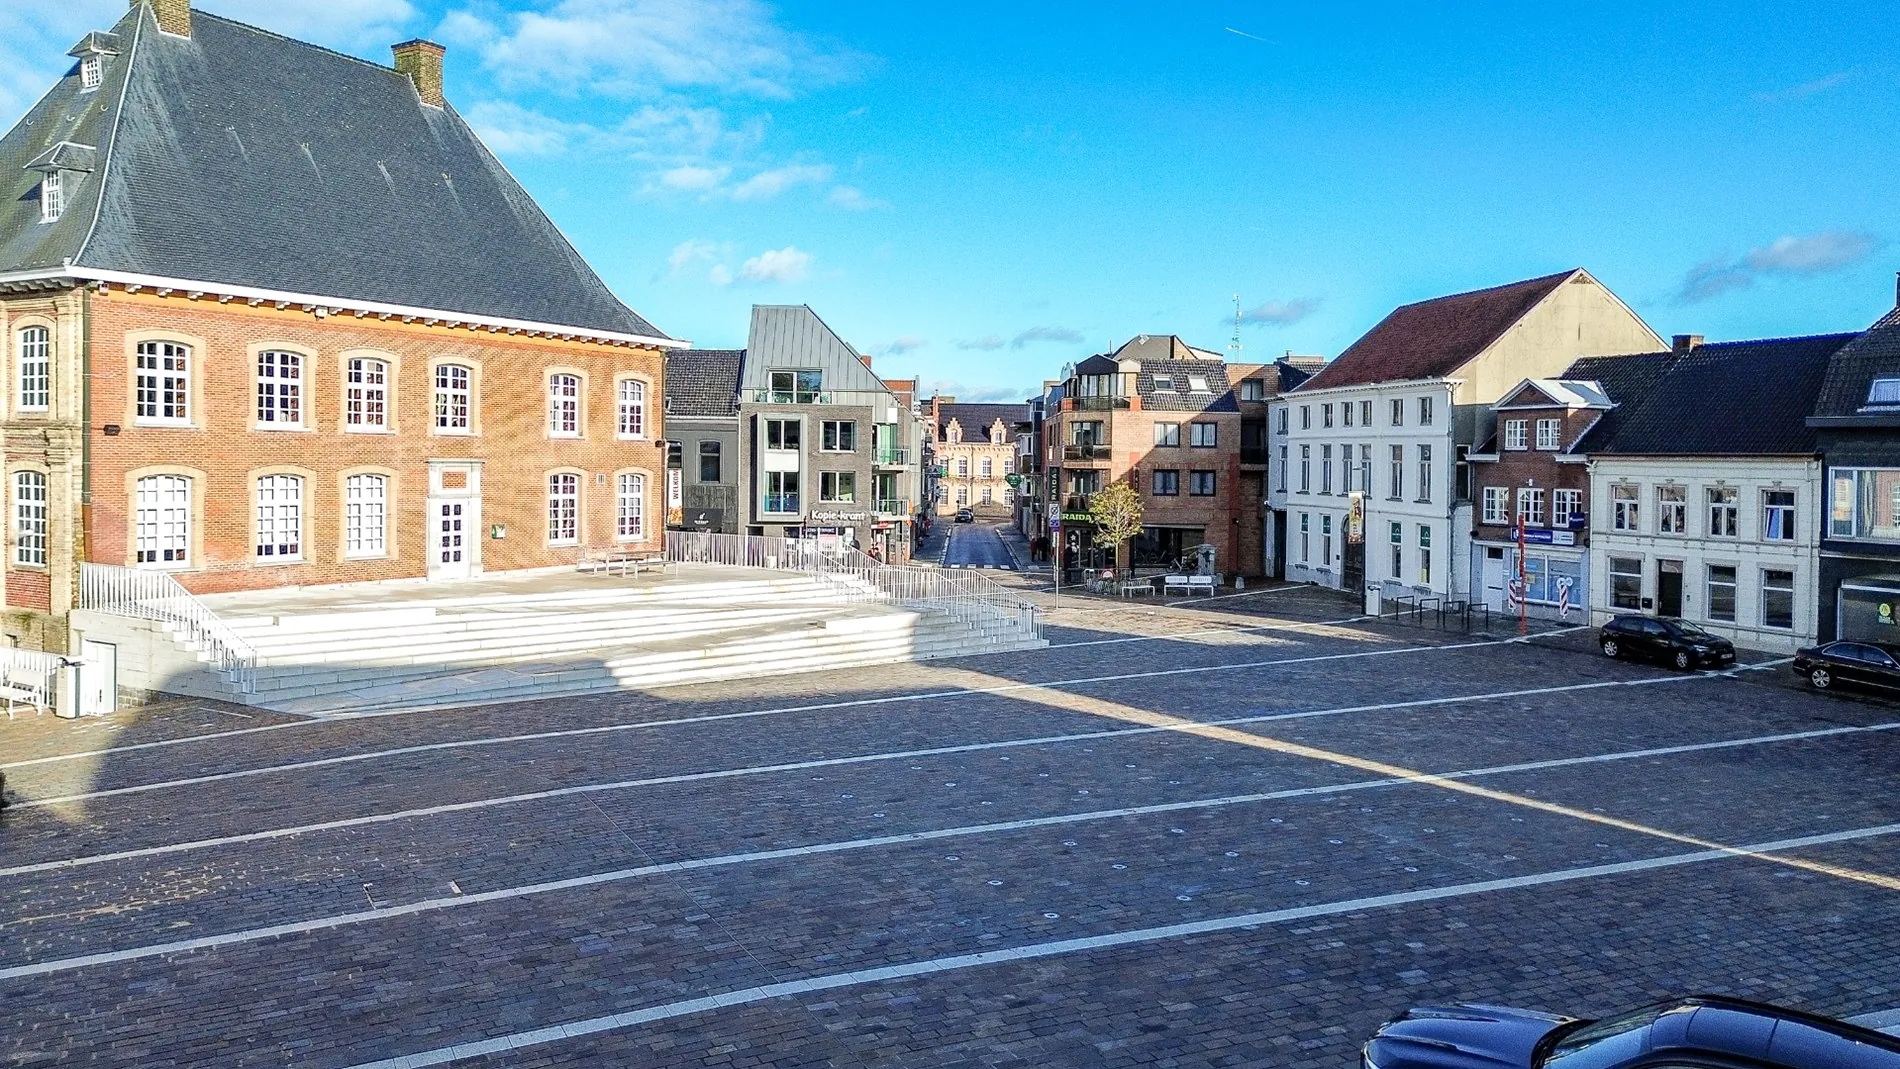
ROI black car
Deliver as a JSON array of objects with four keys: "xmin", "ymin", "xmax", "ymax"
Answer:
[
  {"xmin": 1363, "ymin": 994, "xmax": 1900, "ymax": 1069},
  {"xmin": 1598, "ymin": 615, "xmax": 1736, "ymax": 670},
  {"xmin": 1792, "ymin": 640, "xmax": 1900, "ymax": 692},
  {"xmin": 954, "ymin": 508, "xmax": 974, "ymax": 523}
]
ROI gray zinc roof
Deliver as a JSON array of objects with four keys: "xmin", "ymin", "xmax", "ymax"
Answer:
[
  {"xmin": 665, "ymin": 349, "xmax": 744, "ymax": 418},
  {"xmin": 0, "ymin": 5, "xmax": 666, "ymax": 341}
]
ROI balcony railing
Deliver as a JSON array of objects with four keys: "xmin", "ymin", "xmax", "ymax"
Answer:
[
  {"xmin": 1240, "ymin": 446, "xmax": 1270, "ymax": 466},
  {"xmin": 1072, "ymin": 396, "xmax": 1130, "ymax": 411},
  {"xmin": 1064, "ymin": 443, "xmax": 1111, "ymax": 461},
  {"xmin": 874, "ymin": 447, "xmax": 911, "ymax": 466},
  {"xmin": 761, "ymin": 494, "xmax": 801, "ymax": 515},
  {"xmin": 748, "ymin": 388, "xmax": 829, "ymax": 405},
  {"xmin": 874, "ymin": 498, "xmax": 908, "ymax": 516},
  {"xmin": 1064, "ymin": 494, "xmax": 1093, "ymax": 512}
]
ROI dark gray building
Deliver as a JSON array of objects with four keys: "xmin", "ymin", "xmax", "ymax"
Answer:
[
  {"xmin": 1809, "ymin": 299, "xmax": 1900, "ymax": 641},
  {"xmin": 664, "ymin": 349, "xmax": 743, "ymax": 533}
]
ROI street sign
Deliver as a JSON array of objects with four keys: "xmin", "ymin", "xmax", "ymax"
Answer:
[
  {"xmin": 1510, "ymin": 526, "xmax": 1574, "ymax": 547},
  {"xmin": 1004, "ymin": 473, "xmax": 1024, "ymax": 489},
  {"xmin": 1049, "ymin": 516, "xmax": 1060, "ymax": 531}
]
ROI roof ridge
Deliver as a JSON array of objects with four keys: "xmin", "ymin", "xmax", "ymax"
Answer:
[
  {"xmin": 1389, "ymin": 267, "xmax": 1579, "ymax": 311},
  {"xmin": 190, "ymin": 9, "xmax": 415, "ymax": 82}
]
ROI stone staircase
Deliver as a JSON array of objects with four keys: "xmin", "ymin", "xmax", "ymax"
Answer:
[{"xmin": 74, "ymin": 569, "xmax": 1047, "ymax": 717}]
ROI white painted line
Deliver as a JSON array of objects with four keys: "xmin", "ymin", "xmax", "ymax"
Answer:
[
  {"xmin": 1047, "ymin": 614, "xmax": 1372, "ymax": 648},
  {"xmin": 328, "ymin": 820, "xmax": 1900, "ymax": 1069},
  {"xmin": 9, "ymin": 627, "xmax": 1578, "ymax": 806},
  {"xmin": 5, "ymin": 720, "xmax": 1891, "ymax": 983}
]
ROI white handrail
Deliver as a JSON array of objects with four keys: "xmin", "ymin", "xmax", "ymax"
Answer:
[
  {"xmin": 79, "ymin": 563, "xmax": 257, "ymax": 692},
  {"xmin": 664, "ymin": 531, "xmax": 1040, "ymax": 642}
]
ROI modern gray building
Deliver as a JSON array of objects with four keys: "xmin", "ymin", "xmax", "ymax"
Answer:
[
  {"xmin": 736, "ymin": 306, "xmax": 927, "ymax": 561},
  {"xmin": 664, "ymin": 349, "xmax": 744, "ymax": 533}
]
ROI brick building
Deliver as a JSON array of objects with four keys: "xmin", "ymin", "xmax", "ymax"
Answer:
[{"xmin": 0, "ymin": 0, "xmax": 676, "ymax": 649}]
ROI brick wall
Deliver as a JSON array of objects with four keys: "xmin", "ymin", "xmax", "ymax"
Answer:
[{"xmin": 81, "ymin": 289, "xmax": 667, "ymax": 596}]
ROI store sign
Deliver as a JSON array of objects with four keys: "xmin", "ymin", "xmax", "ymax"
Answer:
[
  {"xmin": 667, "ymin": 469, "xmax": 683, "ymax": 509},
  {"xmin": 1512, "ymin": 527, "xmax": 1575, "ymax": 546},
  {"xmin": 810, "ymin": 509, "xmax": 871, "ymax": 523},
  {"xmin": 1060, "ymin": 511, "xmax": 1093, "ymax": 524}
]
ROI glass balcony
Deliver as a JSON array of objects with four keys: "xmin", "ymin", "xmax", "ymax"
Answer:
[
  {"xmin": 874, "ymin": 447, "xmax": 911, "ymax": 467},
  {"xmin": 1064, "ymin": 443, "xmax": 1112, "ymax": 461},
  {"xmin": 761, "ymin": 494, "xmax": 801, "ymax": 515},
  {"xmin": 874, "ymin": 498, "xmax": 908, "ymax": 516}
]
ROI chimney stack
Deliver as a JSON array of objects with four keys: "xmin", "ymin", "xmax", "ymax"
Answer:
[
  {"xmin": 392, "ymin": 39, "xmax": 447, "ymax": 108},
  {"xmin": 1672, "ymin": 334, "xmax": 1704, "ymax": 353},
  {"xmin": 136, "ymin": 0, "xmax": 191, "ymax": 37}
]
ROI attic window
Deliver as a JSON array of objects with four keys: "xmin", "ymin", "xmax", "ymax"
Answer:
[
  {"xmin": 1152, "ymin": 375, "xmax": 1175, "ymax": 392},
  {"xmin": 39, "ymin": 173, "xmax": 62, "ymax": 223},
  {"xmin": 1187, "ymin": 375, "xmax": 1210, "ymax": 393},
  {"xmin": 80, "ymin": 56, "xmax": 102, "ymax": 90},
  {"xmin": 1867, "ymin": 377, "xmax": 1900, "ymax": 408}
]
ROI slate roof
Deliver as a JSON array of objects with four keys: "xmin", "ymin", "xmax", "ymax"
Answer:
[
  {"xmin": 1574, "ymin": 334, "xmax": 1858, "ymax": 457},
  {"xmin": 1811, "ymin": 307, "xmax": 1900, "ymax": 420},
  {"xmin": 1297, "ymin": 270, "xmax": 1580, "ymax": 392},
  {"xmin": 938, "ymin": 403, "xmax": 1030, "ymax": 443},
  {"xmin": 1135, "ymin": 359, "xmax": 1239, "ymax": 412},
  {"xmin": 0, "ymin": 5, "xmax": 665, "ymax": 340},
  {"xmin": 665, "ymin": 349, "xmax": 743, "ymax": 419}
]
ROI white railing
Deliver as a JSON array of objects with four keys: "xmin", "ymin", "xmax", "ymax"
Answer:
[
  {"xmin": 0, "ymin": 646, "xmax": 60, "ymax": 717},
  {"xmin": 665, "ymin": 531, "xmax": 1041, "ymax": 642},
  {"xmin": 79, "ymin": 563, "xmax": 257, "ymax": 693}
]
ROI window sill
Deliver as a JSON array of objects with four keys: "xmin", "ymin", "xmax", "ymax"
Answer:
[
  {"xmin": 614, "ymin": 534, "xmax": 649, "ymax": 544},
  {"xmin": 547, "ymin": 540, "xmax": 580, "ymax": 549},
  {"xmin": 252, "ymin": 556, "xmax": 305, "ymax": 567},
  {"xmin": 133, "ymin": 420, "xmax": 194, "ymax": 430},
  {"xmin": 343, "ymin": 552, "xmax": 391, "ymax": 561},
  {"xmin": 16, "ymin": 408, "xmax": 48, "ymax": 417},
  {"xmin": 548, "ymin": 433, "xmax": 583, "ymax": 441},
  {"xmin": 9, "ymin": 562, "xmax": 46, "ymax": 572},
  {"xmin": 432, "ymin": 428, "xmax": 476, "ymax": 437},
  {"xmin": 344, "ymin": 425, "xmax": 395, "ymax": 435},
  {"xmin": 253, "ymin": 424, "xmax": 310, "ymax": 433},
  {"xmin": 615, "ymin": 434, "xmax": 649, "ymax": 442}
]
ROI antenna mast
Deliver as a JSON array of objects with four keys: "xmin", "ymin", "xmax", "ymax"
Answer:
[{"xmin": 1229, "ymin": 294, "xmax": 1243, "ymax": 359}]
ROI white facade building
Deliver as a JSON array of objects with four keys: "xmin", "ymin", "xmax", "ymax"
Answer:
[{"xmin": 1588, "ymin": 457, "xmax": 1821, "ymax": 652}]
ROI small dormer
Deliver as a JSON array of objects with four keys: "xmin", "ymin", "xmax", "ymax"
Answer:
[
  {"xmin": 67, "ymin": 31, "xmax": 123, "ymax": 92},
  {"xmin": 25, "ymin": 142, "xmax": 97, "ymax": 224},
  {"xmin": 1861, "ymin": 375, "xmax": 1900, "ymax": 413}
]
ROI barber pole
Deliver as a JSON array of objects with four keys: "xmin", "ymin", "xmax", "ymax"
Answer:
[{"xmin": 1557, "ymin": 578, "xmax": 1573, "ymax": 619}]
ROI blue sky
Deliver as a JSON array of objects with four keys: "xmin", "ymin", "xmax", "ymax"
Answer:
[{"xmin": 7, "ymin": 2, "xmax": 1897, "ymax": 401}]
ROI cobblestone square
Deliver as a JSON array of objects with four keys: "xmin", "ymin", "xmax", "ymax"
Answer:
[{"xmin": 4, "ymin": 588, "xmax": 1900, "ymax": 1068}]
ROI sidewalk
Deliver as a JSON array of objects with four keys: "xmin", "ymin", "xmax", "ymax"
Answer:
[{"xmin": 994, "ymin": 522, "xmax": 1046, "ymax": 573}]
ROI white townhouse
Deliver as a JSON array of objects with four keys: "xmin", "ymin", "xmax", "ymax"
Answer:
[
  {"xmin": 1583, "ymin": 333, "xmax": 1858, "ymax": 653},
  {"xmin": 1282, "ymin": 270, "xmax": 1662, "ymax": 604}
]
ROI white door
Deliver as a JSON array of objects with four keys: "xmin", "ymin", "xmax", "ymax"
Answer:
[
  {"xmin": 434, "ymin": 500, "xmax": 471, "ymax": 580},
  {"xmin": 80, "ymin": 639, "xmax": 117, "ymax": 716},
  {"xmin": 1482, "ymin": 551, "xmax": 1505, "ymax": 613}
]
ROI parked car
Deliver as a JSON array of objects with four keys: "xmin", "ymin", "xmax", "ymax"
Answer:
[
  {"xmin": 955, "ymin": 508, "xmax": 974, "ymax": 523},
  {"xmin": 1597, "ymin": 615, "xmax": 1736, "ymax": 669},
  {"xmin": 1362, "ymin": 994, "xmax": 1900, "ymax": 1069},
  {"xmin": 1792, "ymin": 640, "xmax": 1900, "ymax": 692}
]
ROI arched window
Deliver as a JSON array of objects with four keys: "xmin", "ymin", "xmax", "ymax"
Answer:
[
  {"xmin": 617, "ymin": 472, "xmax": 645, "ymax": 541},
  {"xmin": 256, "ymin": 349, "xmax": 302, "ymax": 426},
  {"xmin": 548, "ymin": 373, "xmax": 581, "ymax": 437},
  {"xmin": 255, "ymin": 475, "xmax": 303, "ymax": 561},
  {"xmin": 17, "ymin": 326, "xmax": 49, "ymax": 412},
  {"xmin": 617, "ymin": 378, "xmax": 646, "ymax": 438},
  {"xmin": 13, "ymin": 471, "xmax": 46, "ymax": 567},
  {"xmin": 346, "ymin": 357, "xmax": 389, "ymax": 429},
  {"xmin": 434, "ymin": 363, "xmax": 471, "ymax": 431},
  {"xmin": 547, "ymin": 473, "xmax": 579, "ymax": 544},
  {"xmin": 134, "ymin": 474, "xmax": 190, "ymax": 566},
  {"xmin": 345, "ymin": 473, "xmax": 388, "ymax": 557},
  {"xmin": 135, "ymin": 341, "xmax": 190, "ymax": 425}
]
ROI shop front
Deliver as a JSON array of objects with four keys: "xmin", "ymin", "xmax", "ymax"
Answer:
[{"xmin": 1836, "ymin": 575, "xmax": 1900, "ymax": 643}]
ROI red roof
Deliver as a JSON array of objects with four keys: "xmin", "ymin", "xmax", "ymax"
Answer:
[{"xmin": 1297, "ymin": 270, "xmax": 1581, "ymax": 392}]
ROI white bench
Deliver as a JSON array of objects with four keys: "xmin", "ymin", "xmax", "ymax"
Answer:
[
  {"xmin": 580, "ymin": 550, "xmax": 669, "ymax": 577},
  {"xmin": 0, "ymin": 668, "xmax": 46, "ymax": 719},
  {"xmin": 1161, "ymin": 574, "xmax": 1217, "ymax": 597}
]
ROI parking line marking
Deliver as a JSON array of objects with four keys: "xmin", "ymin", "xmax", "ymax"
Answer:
[
  {"xmin": 3, "ymin": 719, "xmax": 1892, "ymax": 983},
  {"xmin": 325, "ymin": 820, "xmax": 1900, "ymax": 1069},
  {"xmin": 8, "ymin": 628, "xmax": 1580, "ymax": 805}
]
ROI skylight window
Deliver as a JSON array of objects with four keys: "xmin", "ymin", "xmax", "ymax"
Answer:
[
  {"xmin": 1152, "ymin": 375, "xmax": 1175, "ymax": 392},
  {"xmin": 1187, "ymin": 375, "xmax": 1210, "ymax": 392},
  {"xmin": 1867, "ymin": 377, "xmax": 1900, "ymax": 407},
  {"xmin": 80, "ymin": 56, "xmax": 102, "ymax": 90},
  {"xmin": 39, "ymin": 173, "xmax": 62, "ymax": 223}
]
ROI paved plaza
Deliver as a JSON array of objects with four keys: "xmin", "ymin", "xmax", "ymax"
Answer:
[{"xmin": 4, "ymin": 586, "xmax": 1900, "ymax": 1068}]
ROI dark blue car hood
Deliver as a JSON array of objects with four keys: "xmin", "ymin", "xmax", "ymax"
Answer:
[{"xmin": 1366, "ymin": 1003, "xmax": 1576, "ymax": 1069}]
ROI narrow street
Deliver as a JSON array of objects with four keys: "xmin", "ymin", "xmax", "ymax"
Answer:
[{"xmin": 940, "ymin": 520, "xmax": 1019, "ymax": 570}]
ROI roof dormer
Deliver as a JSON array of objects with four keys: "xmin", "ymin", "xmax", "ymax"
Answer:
[
  {"xmin": 25, "ymin": 142, "xmax": 96, "ymax": 224},
  {"xmin": 67, "ymin": 32, "xmax": 123, "ymax": 92}
]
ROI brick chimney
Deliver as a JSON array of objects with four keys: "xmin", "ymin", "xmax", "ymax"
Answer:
[
  {"xmin": 392, "ymin": 39, "xmax": 447, "ymax": 108},
  {"xmin": 1672, "ymin": 334, "xmax": 1704, "ymax": 353},
  {"xmin": 137, "ymin": 0, "xmax": 191, "ymax": 37}
]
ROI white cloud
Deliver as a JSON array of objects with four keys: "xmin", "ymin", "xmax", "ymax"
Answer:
[
  {"xmin": 733, "ymin": 163, "xmax": 833, "ymax": 201},
  {"xmin": 667, "ymin": 239, "xmax": 720, "ymax": 276},
  {"xmin": 659, "ymin": 164, "xmax": 732, "ymax": 191},
  {"xmin": 463, "ymin": 100, "xmax": 592, "ymax": 155},
  {"xmin": 1753, "ymin": 71, "xmax": 1852, "ymax": 103},
  {"xmin": 919, "ymin": 380, "xmax": 1034, "ymax": 404},
  {"xmin": 1235, "ymin": 297, "xmax": 1321, "ymax": 328},
  {"xmin": 1678, "ymin": 230, "xmax": 1880, "ymax": 303},
  {"xmin": 708, "ymin": 263, "xmax": 734, "ymax": 286},
  {"xmin": 1011, "ymin": 326, "xmax": 1086, "ymax": 349},
  {"xmin": 450, "ymin": 0, "xmax": 862, "ymax": 100},
  {"xmin": 828, "ymin": 185, "xmax": 889, "ymax": 211},
  {"xmin": 956, "ymin": 336, "xmax": 1007, "ymax": 351},
  {"xmin": 738, "ymin": 246, "xmax": 811, "ymax": 285},
  {"xmin": 875, "ymin": 336, "xmax": 927, "ymax": 356}
]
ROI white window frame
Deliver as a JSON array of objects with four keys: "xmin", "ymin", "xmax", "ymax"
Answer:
[
  {"xmin": 39, "ymin": 172, "xmax": 62, "ymax": 223},
  {"xmin": 1417, "ymin": 524, "xmax": 1433, "ymax": 585},
  {"xmin": 1503, "ymin": 419, "xmax": 1528, "ymax": 451},
  {"xmin": 1707, "ymin": 485, "xmax": 1739, "ymax": 538},
  {"xmin": 547, "ymin": 472, "xmax": 580, "ymax": 545},
  {"xmin": 1482, "ymin": 486, "xmax": 1507, "ymax": 525},
  {"xmin": 80, "ymin": 56, "xmax": 103, "ymax": 90},
  {"xmin": 1553, "ymin": 488, "xmax": 1583, "ymax": 527},
  {"xmin": 1761, "ymin": 568, "xmax": 1796, "ymax": 630},
  {"xmin": 616, "ymin": 378, "xmax": 646, "ymax": 439},
  {"xmin": 1418, "ymin": 396, "xmax": 1434, "ymax": 425},
  {"xmin": 1516, "ymin": 487, "xmax": 1545, "ymax": 527},
  {"xmin": 820, "ymin": 471, "xmax": 857, "ymax": 503},
  {"xmin": 548, "ymin": 373, "xmax": 581, "ymax": 438},
  {"xmin": 616, "ymin": 472, "xmax": 646, "ymax": 542},
  {"xmin": 12, "ymin": 470, "xmax": 46, "ymax": 567},
  {"xmin": 1416, "ymin": 444, "xmax": 1432, "ymax": 503},
  {"xmin": 1762, "ymin": 489, "xmax": 1796, "ymax": 542},
  {"xmin": 1535, "ymin": 418, "xmax": 1560, "ymax": 450},
  {"xmin": 255, "ymin": 349, "xmax": 303, "ymax": 429},
  {"xmin": 346, "ymin": 357, "xmax": 389, "ymax": 431},
  {"xmin": 1658, "ymin": 484, "xmax": 1686, "ymax": 534},
  {"xmin": 255, "ymin": 474, "xmax": 304, "ymax": 562},
  {"xmin": 1706, "ymin": 564, "xmax": 1737, "ymax": 623},
  {"xmin": 135, "ymin": 340, "xmax": 190, "ymax": 426},
  {"xmin": 821, "ymin": 420, "xmax": 857, "ymax": 452},
  {"xmin": 1389, "ymin": 444, "xmax": 1404, "ymax": 500},
  {"xmin": 434, "ymin": 363, "xmax": 472, "ymax": 433},
  {"xmin": 17, "ymin": 325, "xmax": 49, "ymax": 412},
  {"xmin": 1612, "ymin": 483, "xmax": 1640, "ymax": 532},
  {"xmin": 134, "ymin": 474, "xmax": 190, "ymax": 568},
  {"xmin": 1321, "ymin": 445, "xmax": 1333, "ymax": 494},
  {"xmin": 344, "ymin": 473, "xmax": 388, "ymax": 558},
  {"xmin": 1298, "ymin": 445, "xmax": 1311, "ymax": 493},
  {"xmin": 1389, "ymin": 398, "xmax": 1403, "ymax": 427}
]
